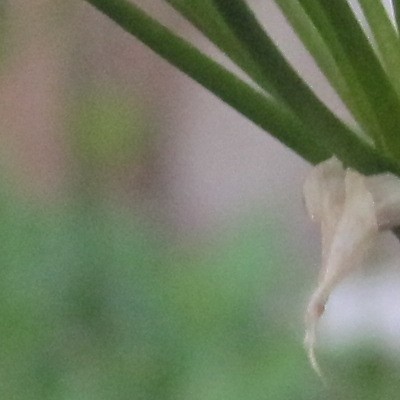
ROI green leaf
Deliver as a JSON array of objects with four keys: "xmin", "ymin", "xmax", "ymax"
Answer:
[
  {"xmin": 84, "ymin": 0, "xmax": 400, "ymax": 175},
  {"xmin": 274, "ymin": 0, "xmax": 382, "ymax": 147},
  {"xmin": 393, "ymin": 0, "xmax": 400, "ymax": 33},
  {"xmin": 165, "ymin": 0, "xmax": 279, "ymax": 97},
  {"xmin": 358, "ymin": 0, "xmax": 400, "ymax": 96},
  {"xmin": 70, "ymin": 89, "xmax": 147, "ymax": 165},
  {"xmin": 211, "ymin": 0, "xmax": 390, "ymax": 167},
  {"xmin": 85, "ymin": 0, "xmax": 329, "ymax": 164},
  {"xmin": 300, "ymin": 0, "xmax": 400, "ymax": 158}
]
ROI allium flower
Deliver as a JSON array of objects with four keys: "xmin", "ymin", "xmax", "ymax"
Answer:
[{"xmin": 303, "ymin": 157, "xmax": 400, "ymax": 376}]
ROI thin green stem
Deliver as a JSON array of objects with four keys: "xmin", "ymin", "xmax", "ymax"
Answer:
[
  {"xmin": 358, "ymin": 0, "xmax": 400, "ymax": 96},
  {"xmin": 165, "ymin": 0, "xmax": 279, "ymax": 97},
  {"xmin": 85, "ymin": 0, "xmax": 328, "ymax": 164},
  {"xmin": 393, "ymin": 0, "xmax": 400, "ymax": 34},
  {"xmin": 84, "ymin": 0, "xmax": 400, "ymax": 175},
  {"xmin": 211, "ymin": 0, "xmax": 384, "ymax": 163},
  {"xmin": 274, "ymin": 0, "xmax": 344, "ymax": 93},
  {"xmin": 274, "ymin": 0, "xmax": 381, "ymax": 146},
  {"xmin": 304, "ymin": 0, "xmax": 400, "ymax": 159}
]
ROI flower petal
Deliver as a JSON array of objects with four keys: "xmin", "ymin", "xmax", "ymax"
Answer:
[
  {"xmin": 366, "ymin": 173, "xmax": 400, "ymax": 229},
  {"xmin": 304, "ymin": 161, "xmax": 378, "ymax": 375},
  {"xmin": 303, "ymin": 157, "xmax": 346, "ymax": 270},
  {"xmin": 303, "ymin": 156, "xmax": 345, "ymax": 223}
]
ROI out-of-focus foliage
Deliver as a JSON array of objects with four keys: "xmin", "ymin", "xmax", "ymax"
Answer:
[
  {"xmin": 0, "ymin": 182, "xmax": 400, "ymax": 399},
  {"xmin": 0, "ymin": 186, "xmax": 314, "ymax": 399},
  {"xmin": 70, "ymin": 89, "xmax": 147, "ymax": 166}
]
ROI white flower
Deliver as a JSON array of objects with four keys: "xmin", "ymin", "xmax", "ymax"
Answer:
[{"xmin": 303, "ymin": 157, "xmax": 400, "ymax": 376}]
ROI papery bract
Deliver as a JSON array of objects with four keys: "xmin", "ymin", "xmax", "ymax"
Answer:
[{"xmin": 303, "ymin": 157, "xmax": 386, "ymax": 376}]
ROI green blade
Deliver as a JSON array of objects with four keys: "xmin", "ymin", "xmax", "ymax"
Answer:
[
  {"xmin": 84, "ymin": 0, "xmax": 326, "ymax": 164},
  {"xmin": 274, "ymin": 0, "xmax": 382, "ymax": 146},
  {"xmin": 301, "ymin": 0, "xmax": 400, "ymax": 158},
  {"xmin": 358, "ymin": 0, "xmax": 400, "ymax": 96},
  {"xmin": 393, "ymin": 0, "xmax": 400, "ymax": 33},
  {"xmin": 84, "ymin": 0, "xmax": 400, "ymax": 175},
  {"xmin": 165, "ymin": 0, "xmax": 279, "ymax": 97},
  {"xmin": 211, "ymin": 0, "xmax": 379, "ymax": 161}
]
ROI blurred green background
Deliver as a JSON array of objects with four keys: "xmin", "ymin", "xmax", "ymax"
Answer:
[{"xmin": 1, "ymin": 1, "xmax": 400, "ymax": 399}]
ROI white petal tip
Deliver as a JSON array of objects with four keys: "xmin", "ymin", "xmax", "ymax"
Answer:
[
  {"xmin": 304, "ymin": 298, "xmax": 326, "ymax": 380},
  {"xmin": 304, "ymin": 328, "xmax": 324, "ymax": 380}
]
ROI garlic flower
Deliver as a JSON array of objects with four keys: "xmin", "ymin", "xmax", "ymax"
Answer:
[{"xmin": 303, "ymin": 157, "xmax": 400, "ymax": 376}]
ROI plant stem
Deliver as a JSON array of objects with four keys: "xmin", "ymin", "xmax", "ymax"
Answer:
[
  {"xmin": 212, "ymin": 0, "xmax": 387, "ymax": 164},
  {"xmin": 165, "ymin": 0, "xmax": 279, "ymax": 97},
  {"xmin": 275, "ymin": 0, "xmax": 382, "ymax": 146},
  {"xmin": 393, "ymin": 0, "xmax": 400, "ymax": 34},
  {"xmin": 358, "ymin": 0, "xmax": 400, "ymax": 96},
  {"xmin": 85, "ymin": 0, "xmax": 329, "ymax": 163},
  {"xmin": 305, "ymin": 0, "xmax": 400, "ymax": 158},
  {"xmin": 84, "ymin": 0, "xmax": 400, "ymax": 175}
]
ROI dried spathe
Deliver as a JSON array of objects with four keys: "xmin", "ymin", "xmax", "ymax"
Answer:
[{"xmin": 303, "ymin": 157, "xmax": 400, "ymax": 376}]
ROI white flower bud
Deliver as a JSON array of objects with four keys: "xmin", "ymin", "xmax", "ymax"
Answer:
[{"xmin": 303, "ymin": 156, "xmax": 400, "ymax": 376}]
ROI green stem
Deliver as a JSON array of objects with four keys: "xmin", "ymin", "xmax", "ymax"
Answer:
[
  {"xmin": 393, "ymin": 0, "xmax": 400, "ymax": 34},
  {"xmin": 165, "ymin": 0, "xmax": 279, "ymax": 97},
  {"xmin": 358, "ymin": 0, "xmax": 400, "ymax": 96},
  {"xmin": 84, "ymin": 0, "xmax": 400, "ymax": 175},
  {"xmin": 212, "ymin": 0, "xmax": 381, "ymax": 162},
  {"xmin": 274, "ymin": 0, "xmax": 381, "ymax": 145},
  {"xmin": 304, "ymin": 0, "xmax": 400, "ymax": 158},
  {"xmin": 85, "ymin": 0, "xmax": 328, "ymax": 164},
  {"xmin": 274, "ymin": 0, "xmax": 345, "ymax": 94}
]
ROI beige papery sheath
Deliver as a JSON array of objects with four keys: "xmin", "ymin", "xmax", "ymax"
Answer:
[{"xmin": 303, "ymin": 157, "xmax": 400, "ymax": 376}]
